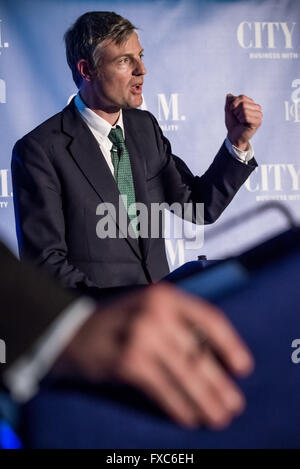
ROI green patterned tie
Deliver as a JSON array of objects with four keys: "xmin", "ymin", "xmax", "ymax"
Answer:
[{"xmin": 108, "ymin": 126, "xmax": 138, "ymax": 237}]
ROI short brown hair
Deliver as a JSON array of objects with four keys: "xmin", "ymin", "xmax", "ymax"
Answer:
[{"xmin": 64, "ymin": 11, "xmax": 136, "ymax": 88}]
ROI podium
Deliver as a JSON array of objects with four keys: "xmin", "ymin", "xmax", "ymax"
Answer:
[{"xmin": 21, "ymin": 228, "xmax": 300, "ymax": 448}]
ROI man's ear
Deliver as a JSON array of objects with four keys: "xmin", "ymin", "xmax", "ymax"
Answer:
[{"xmin": 77, "ymin": 59, "xmax": 94, "ymax": 82}]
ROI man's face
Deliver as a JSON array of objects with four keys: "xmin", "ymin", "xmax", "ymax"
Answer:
[{"xmin": 91, "ymin": 31, "xmax": 146, "ymax": 111}]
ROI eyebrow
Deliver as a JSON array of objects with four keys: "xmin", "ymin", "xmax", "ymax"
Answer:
[{"xmin": 113, "ymin": 49, "xmax": 144, "ymax": 60}]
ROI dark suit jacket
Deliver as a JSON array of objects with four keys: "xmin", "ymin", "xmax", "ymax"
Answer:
[{"xmin": 11, "ymin": 99, "xmax": 257, "ymax": 295}]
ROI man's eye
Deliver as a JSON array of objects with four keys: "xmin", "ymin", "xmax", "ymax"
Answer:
[{"xmin": 119, "ymin": 57, "xmax": 129, "ymax": 64}]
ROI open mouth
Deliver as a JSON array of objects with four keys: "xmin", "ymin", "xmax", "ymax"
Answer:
[{"xmin": 131, "ymin": 84, "xmax": 143, "ymax": 93}]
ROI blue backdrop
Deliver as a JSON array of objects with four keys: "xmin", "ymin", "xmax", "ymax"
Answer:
[{"xmin": 0, "ymin": 0, "xmax": 300, "ymax": 270}]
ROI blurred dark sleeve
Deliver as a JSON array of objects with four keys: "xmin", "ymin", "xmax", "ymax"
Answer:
[{"xmin": 0, "ymin": 240, "xmax": 77, "ymax": 379}]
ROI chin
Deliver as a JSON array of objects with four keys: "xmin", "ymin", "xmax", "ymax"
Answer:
[{"xmin": 124, "ymin": 96, "xmax": 143, "ymax": 109}]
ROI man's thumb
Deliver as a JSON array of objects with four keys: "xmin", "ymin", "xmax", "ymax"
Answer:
[{"xmin": 225, "ymin": 93, "xmax": 236, "ymax": 110}]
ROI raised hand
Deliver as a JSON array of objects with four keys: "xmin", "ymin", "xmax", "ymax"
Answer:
[{"xmin": 225, "ymin": 93, "xmax": 263, "ymax": 151}]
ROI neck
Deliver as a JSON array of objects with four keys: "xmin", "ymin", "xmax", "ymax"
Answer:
[
  {"xmin": 92, "ymin": 108, "xmax": 120, "ymax": 126},
  {"xmin": 79, "ymin": 89, "xmax": 120, "ymax": 126}
]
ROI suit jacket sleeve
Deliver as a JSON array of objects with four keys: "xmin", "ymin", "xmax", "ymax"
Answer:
[
  {"xmin": 0, "ymin": 240, "xmax": 77, "ymax": 380},
  {"xmin": 11, "ymin": 135, "xmax": 100, "ymax": 293},
  {"xmin": 146, "ymin": 111, "xmax": 258, "ymax": 224}
]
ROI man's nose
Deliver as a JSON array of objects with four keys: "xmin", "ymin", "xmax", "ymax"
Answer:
[{"xmin": 133, "ymin": 58, "xmax": 146, "ymax": 76}]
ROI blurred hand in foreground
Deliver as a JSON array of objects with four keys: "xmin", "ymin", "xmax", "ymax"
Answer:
[{"xmin": 55, "ymin": 283, "xmax": 254, "ymax": 429}]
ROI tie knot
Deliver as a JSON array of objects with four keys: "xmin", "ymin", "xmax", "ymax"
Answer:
[{"xmin": 108, "ymin": 126, "xmax": 125, "ymax": 147}]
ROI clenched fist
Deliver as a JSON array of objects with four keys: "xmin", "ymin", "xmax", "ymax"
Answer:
[{"xmin": 225, "ymin": 94, "xmax": 263, "ymax": 151}]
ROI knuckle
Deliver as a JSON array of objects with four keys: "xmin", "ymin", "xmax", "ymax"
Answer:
[
  {"xmin": 130, "ymin": 316, "xmax": 149, "ymax": 343},
  {"xmin": 123, "ymin": 320, "xmax": 145, "ymax": 357},
  {"xmin": 119, "ymin": 342, "xmax": 140, "ymax": 374},
  {"xmin": 147, "ymin": 283, "xmax": 172, "ymax": 302},
  {"xmin": 146, "ymin": 284, "xmax": 176, "ymax": 317}
]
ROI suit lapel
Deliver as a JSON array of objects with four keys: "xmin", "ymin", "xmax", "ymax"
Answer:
[{"xmin": 62, "ymin": 100, "xmax": 141, "ymax": 259}]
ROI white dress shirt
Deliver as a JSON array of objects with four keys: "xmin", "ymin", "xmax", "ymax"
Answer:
[
  {"xmin": 74, "ymin": 93, "xmax": 124, "ymax": 176},
  {"xmin": 225, "ymin": 137, "xmax": 254, "ymax": 164}
]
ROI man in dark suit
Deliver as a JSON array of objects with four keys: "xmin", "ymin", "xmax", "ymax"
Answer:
[{"xmin": 11, "ymin": 11, "xmax": 262, "ymax": 297}]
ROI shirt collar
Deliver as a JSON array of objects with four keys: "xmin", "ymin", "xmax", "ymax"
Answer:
[{"xmin": 74, "ymin": 92, "xmax": 124, "ymax": 140}]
